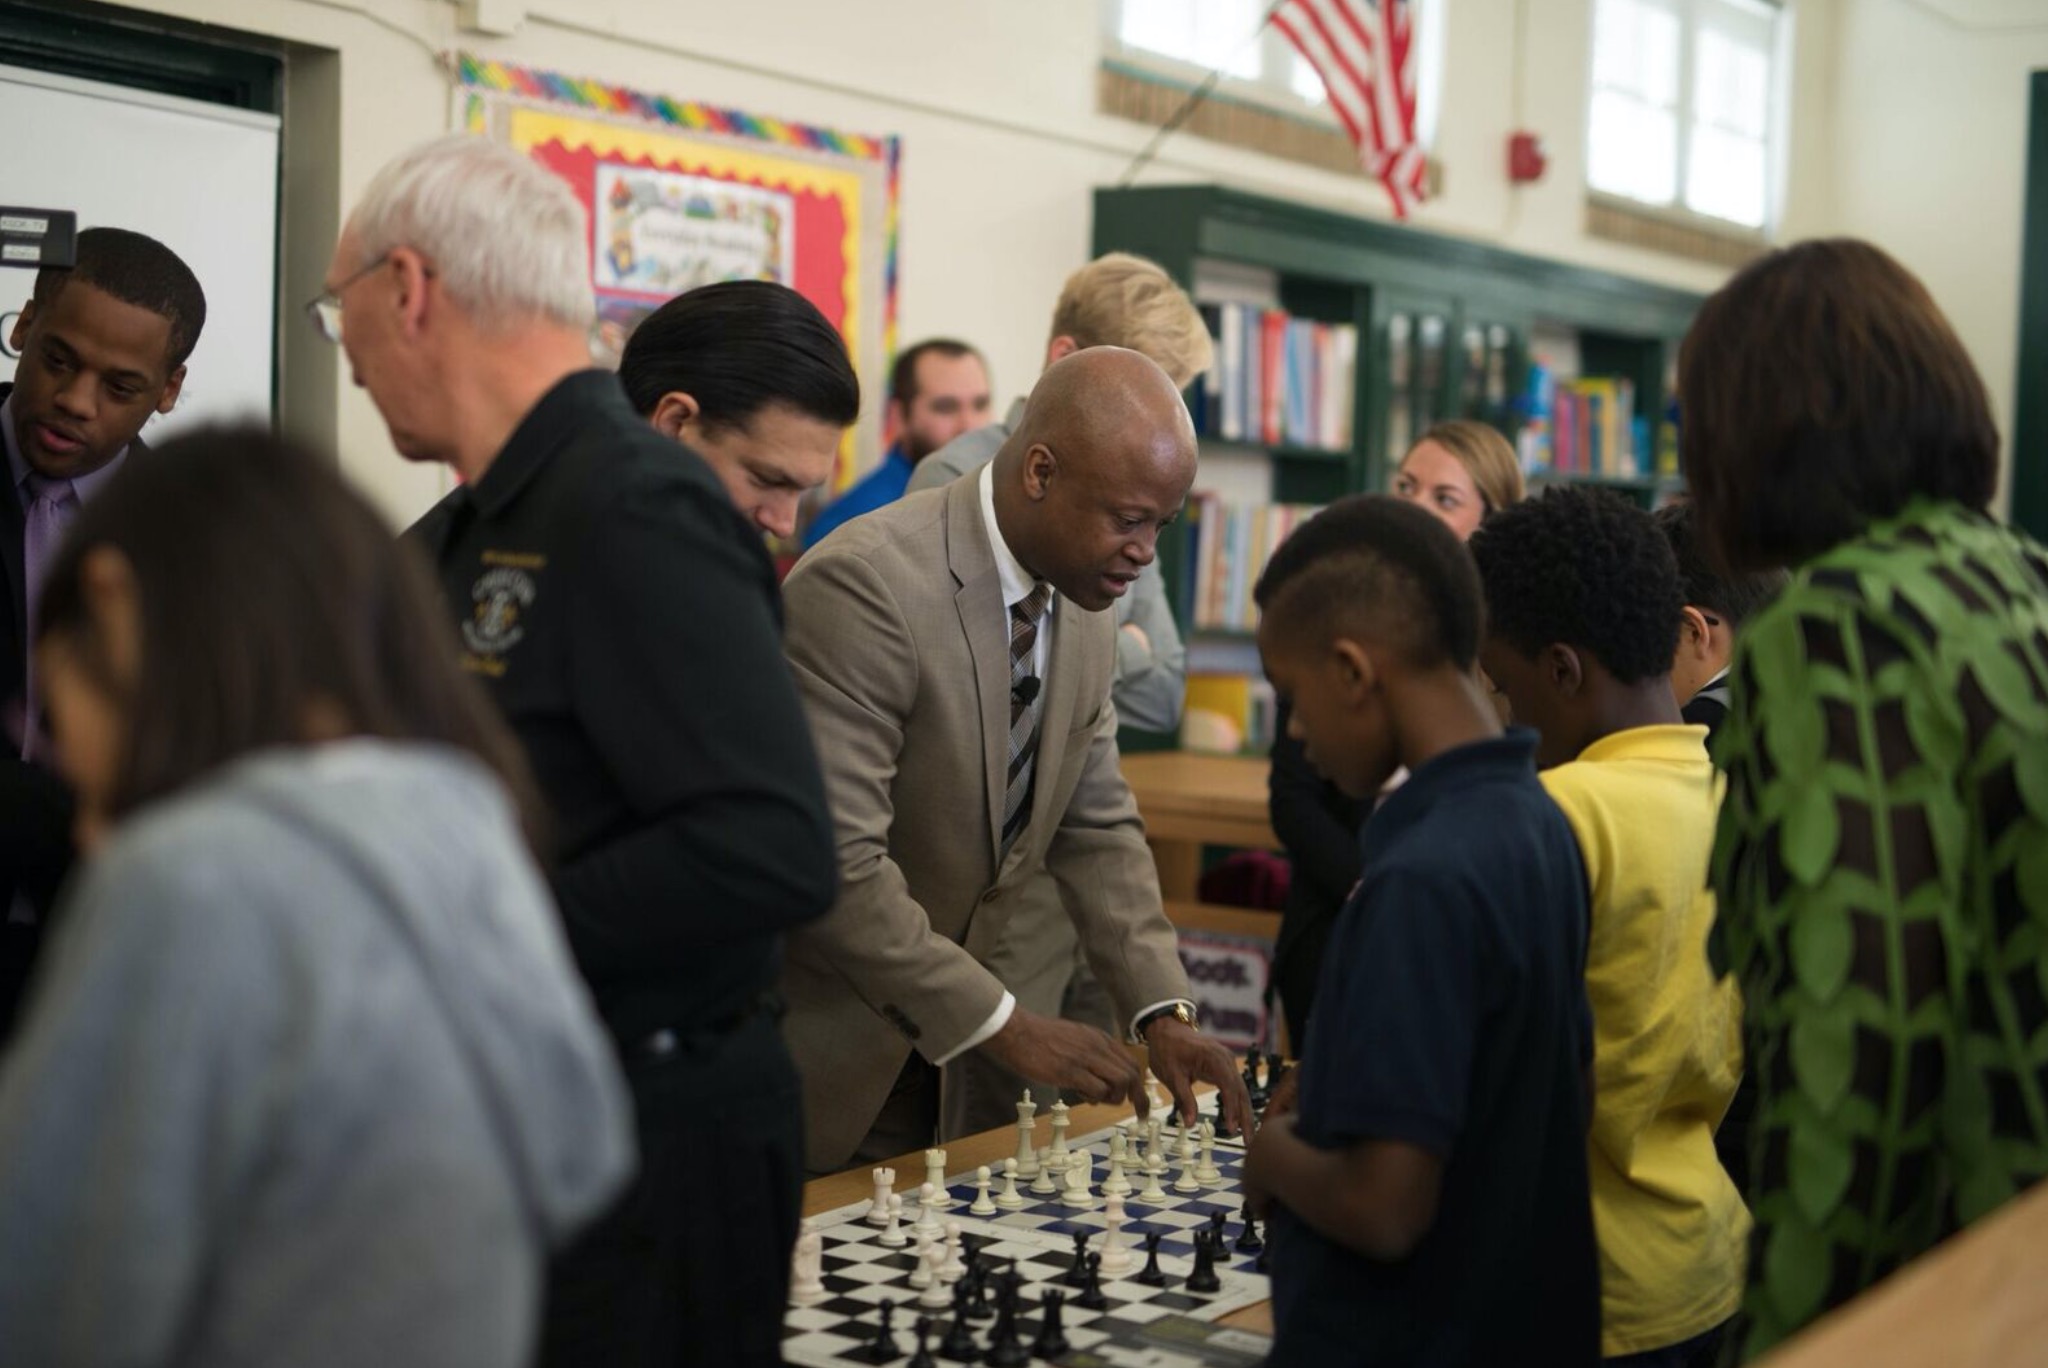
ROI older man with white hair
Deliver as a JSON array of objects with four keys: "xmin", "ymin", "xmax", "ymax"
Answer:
[{"xmin": 321, "ymin": 134, "xmax": 838, "ymax": 1368}]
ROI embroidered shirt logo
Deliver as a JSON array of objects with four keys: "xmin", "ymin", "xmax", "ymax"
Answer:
[{"xmin": 463, "ymin": 566, "xmax": 536, "ymax": 656}]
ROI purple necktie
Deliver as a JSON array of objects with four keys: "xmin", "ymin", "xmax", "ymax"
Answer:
[{"xmin": 20, "ymin": 473, "xmax": 77, "ymax": 760}]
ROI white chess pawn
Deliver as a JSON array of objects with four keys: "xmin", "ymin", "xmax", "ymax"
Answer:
[
  {"xmin": 914, "ymin": 1181, "xmax": 943, "ymax": 1236},
  {"xmin": 969, "ymin": 1164, "xmax": 998, "ymax": 1216},
  {"xmin": 995, "ymin": 1157, "xmax": 1027, "ymax": 1211},
  {"xmin": 866, "ymin": 1166, "xmax": 897, "ymax": 1227},
  {"xmin": 1178, "ymin": 1122, "xmax": 1198, "ymax": 1163},
  {"xmin": 1048, "ymin": 1100, "xmax": 1071, "ymax": 1167},
  {"xmin": 1099, "ymin": 1194, "xmax": 1134, "ymax": 1277},
  {"xmin": 917, "ymin": 1244, "xmax": 952, "ymax": 1308},
  {"xmin": 1062, "ymin": 1147, "xmax": 1098, "ymax": 1210},
  {"xmin": 1138, "ymin": 1150, "xmax": 1170, "ymax": 1204},
  {"xmin": 1144, "ymin": 1070, "xmax": 1168, "ymax": 1113},
  {"xmin": 1146, "ymin": 1115, "xmax": 1166, "ymax": 1169},
  {"xmin": 907, "ymin": 1231, "xmax": 936, "ymax": 1289},
  {"xmin": 1196, "ymin": 1119, "xmax": 1224, "ymax": 1187},
  {"xmin": 789, "ymin": 1219, "xmax": 828, "ymax": 1306},
  {"xmin": 1014, "ymin": 1091, "xmax": 1040, "ymax": 1178},
  {"xmin": 941, "ymin": 1222, "xmax": 968, "ymax": 1282},
  {"xmin": 923, "ymin": 1147, "xmax": 954, "ymax": 1210},
  {"xmin": 1103, "ymin": 1130, "xmax": 1131, "ymax": 1197},
  {"xmin": 1174, "ymin": 1144, "xmax": 1202, "ymax": 1194},
  {"xmin": 1030, "ymin": 1147, "xmax": 1059, "ymax": 1196},
  {"xmin": 878, "ymin": 1192, "xmax": 908, "ymax": 1247}
]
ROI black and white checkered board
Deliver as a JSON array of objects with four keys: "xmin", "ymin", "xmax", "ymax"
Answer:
[{"xmin": 784, "ymin": 1117, "xmax": 1271, "ymax": 1368}]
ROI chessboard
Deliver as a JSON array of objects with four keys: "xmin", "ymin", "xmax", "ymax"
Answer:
[{"xmin": 784, "ymin": 1094, "xmax": 1274, "ymax": 1368}]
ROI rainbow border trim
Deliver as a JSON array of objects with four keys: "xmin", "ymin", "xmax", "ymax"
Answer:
[{"xmin": 457, "ymin": 52, "xmax": 902, "ymax": 361}]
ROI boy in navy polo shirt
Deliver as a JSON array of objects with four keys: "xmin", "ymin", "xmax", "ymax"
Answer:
[{"xmin": 1244, "ymin": 495, "xmax": 1600, "ymax": 1367}]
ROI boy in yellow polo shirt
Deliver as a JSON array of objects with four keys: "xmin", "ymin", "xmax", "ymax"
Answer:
[{"xmin": 1469, "ymin": 487, "xmax": 1748, "ymax": 1368}]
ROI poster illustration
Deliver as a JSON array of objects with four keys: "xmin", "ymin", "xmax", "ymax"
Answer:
[
  {"xmin": 457, "ymin": 56, "xmax": 900, "ymax": 494},
  {"xmin": 593, "ymin": 166, "xmax": 795, "ymax": 299}
]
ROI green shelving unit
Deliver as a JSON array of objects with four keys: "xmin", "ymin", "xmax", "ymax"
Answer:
[{"xmin": 1095, "ymin": 183, "xmax": 1706, "ymax": 752}]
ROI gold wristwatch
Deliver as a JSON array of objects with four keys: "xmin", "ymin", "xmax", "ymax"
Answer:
[{"xmin": 1135, "ymin": 1001, "xmax": 1199, "ymax": 1042}]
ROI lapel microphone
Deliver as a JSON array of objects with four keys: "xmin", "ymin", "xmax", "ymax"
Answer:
[{"xmin": 1012, "ymin": 676, "xmax": 1041, "ymax": 707}]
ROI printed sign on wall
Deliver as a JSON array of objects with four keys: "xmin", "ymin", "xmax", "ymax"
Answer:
[{"xmin": 1177, "ymin": 931, "xmax": 1274, "ymax": 1053}]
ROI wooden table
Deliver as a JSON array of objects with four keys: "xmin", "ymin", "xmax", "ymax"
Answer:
[
  {"xmin": 802, "ymin": 1100, "xmax": 1276, "ymax": 1338},
  {"xmin": 1757, "ymin": 1176, "xmax": 2048, "ymax": 1367},
  {"xmin": 1121, "ymin": 752, "xmax": 1279, "ymax": 902}
]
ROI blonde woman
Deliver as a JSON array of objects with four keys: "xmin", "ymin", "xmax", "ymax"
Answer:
[{"xmin": 1270, "ymin": 421, "xmax": 1525, "ymax": 1048}]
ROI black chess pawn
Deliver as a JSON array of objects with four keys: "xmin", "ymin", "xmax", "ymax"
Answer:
[
  {"xmin": 1234, "ymin": 1202, "xmax": 1265, "ymax": 1254},
  {"xmin": 1076, "ymin": 1251, "xmax": 1109, "ymax": 1311},
  {"xmin": 1207, "ymin": 1210, "xmax": 1228, "ymax": 1249},
  {"xmin": 1063, "ymin": 1229, "xmax": 1091, "ymax": 1288},
  {"xmin": 1031, "ymin": 1288, "xmax": 1071, "ymax": 1359},
  {"xmin": 908, "ymin": 1315, "xmax": 938, "ymax": 1368},
  {"xmin": 1135, "ymin": 1229, "xmax": 1172, "ymax": 1288},
  {"xmin": 865, "ymin": 1298, "xmax": 905, "ymax": 1364},
  {"xmin": 1186, "ymin": 1231, "xmax": 1222, "ymax": 1295}
]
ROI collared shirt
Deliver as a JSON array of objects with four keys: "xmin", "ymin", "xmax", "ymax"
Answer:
[
  {"xmin": 804, "ymin": 443, "xmax": 916, "ymax": 549},
  {"xmin": 3, "ymin": 394, "xmax": 132, "ymax": 511}
]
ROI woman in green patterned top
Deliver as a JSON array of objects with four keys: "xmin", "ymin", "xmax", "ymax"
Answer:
[{"xmin": 1680, "ymin": 238, "xmax": 2048, "ymax": 1359}]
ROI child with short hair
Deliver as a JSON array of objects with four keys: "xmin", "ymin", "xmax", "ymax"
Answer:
[
  {"xmin": 1651, "ymin": 502, "xmax": 1786, "ymax": 743},
  {"xmin": 1244, "ymin": 494, "xmax": 1599, "ymax": 1367},
  {"xmin": 1470, "ymin": 486, "xmax": 1748, "ymax": 1367}
]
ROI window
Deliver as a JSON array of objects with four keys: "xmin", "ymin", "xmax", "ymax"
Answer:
[
  {"xmin": 1108, "ymin": 0, "xmax": 1442, "ymax": 148},
  {"xmin": 1588, "ymin": 0, "xmax": 1783, "ymax": 230}
]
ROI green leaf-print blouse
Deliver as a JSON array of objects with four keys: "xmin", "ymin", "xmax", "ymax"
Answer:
[{"xmin": 1710, "ymin": 498, "xmax": 2048, "ymax": 1360}]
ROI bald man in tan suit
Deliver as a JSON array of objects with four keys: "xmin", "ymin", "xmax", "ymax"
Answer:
[{"xmin": 782, "ymin": 349, "xmax": 1251, "ymax": 1172}]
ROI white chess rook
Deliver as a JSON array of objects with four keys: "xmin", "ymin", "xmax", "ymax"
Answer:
[
  {"xmin": 923, "ymin": 1147, "xmax": 953, "ymax": 1210},
  {"xmin": 866, "ymin": 1166, "xmax": 896, "ymax": 1226}
]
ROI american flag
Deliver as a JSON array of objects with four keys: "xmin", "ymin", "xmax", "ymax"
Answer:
[{"xmin": 1271, "ymin": 0, "xmax": 1427, "ymax": 219}]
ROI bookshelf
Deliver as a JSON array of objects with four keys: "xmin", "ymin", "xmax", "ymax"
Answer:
[{"xmin": 1093, "ymin": 184, "xmax": 1705, "ymax": 753}]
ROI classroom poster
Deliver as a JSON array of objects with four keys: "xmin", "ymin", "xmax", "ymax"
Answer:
[{"xmin": 457, "ymin": 57, "xmax": 900, "ymax": 492}]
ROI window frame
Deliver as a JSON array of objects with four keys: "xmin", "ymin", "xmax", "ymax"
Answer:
[
  {"xmin": 1585, "ymin": 0, "xmax": 1787, "ymax": 235},
  {"xmin": 1102, "ymin": 0, "xmax": 1443, "ymax": 149}
]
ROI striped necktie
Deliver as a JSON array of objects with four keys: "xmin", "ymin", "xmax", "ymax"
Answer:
[{"xmin": 1001, "ymin": 582, "xmax": 1051, "ymax": 857}]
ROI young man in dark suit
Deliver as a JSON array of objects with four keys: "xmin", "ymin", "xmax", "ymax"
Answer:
[{"xmin": 0, "ymin": 227, "xmax": 205, "ymax": 1035}]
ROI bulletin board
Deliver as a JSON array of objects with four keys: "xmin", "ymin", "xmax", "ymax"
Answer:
[{"xmin": 456, "ymin": 55, "xmax": 900, "ymax": 491}]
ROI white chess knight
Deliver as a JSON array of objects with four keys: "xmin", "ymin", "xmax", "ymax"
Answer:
[
  {"xmin": 877, "ymin": 1192, "xmax": 908, "ymax": 1247},
  {"xmin": 865, "ymin": 1166, "xmax": 897, "ymax": 1227},
  {"xmin": 1014, "ymin": 1091, "xmax": 1040, "ymax": 1177},
  {"xmin": 995, "ymin": 1157, "xmax": 1027, "ymax": 1210},
  {"xmin": 924, "ymin": 1147, "xmax": 953, "ymax": 1210},
  {"xmin": 970, "ymin": 1164, "xmax": 998, "ymax": 1216},
  {"xmin": 1099, "ymin": 1193, "xmax": 1134, "ymax": 1277},
  {"xmin": 1062, "ymin": 1147, "xmax": 1099, "ymax": 1210},
  {"xmin": 788, "ymin": 1219, "xmax": 827, "ymax": 1307}
]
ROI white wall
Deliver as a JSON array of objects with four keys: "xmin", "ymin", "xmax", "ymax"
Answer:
[
  {"xmin": 1806, "ymin": 0, "xmax": 2048, "ymax": 505},
  {"xmin": 104, "ymin": 0, "xmax": 1771, "ymax": 525}
]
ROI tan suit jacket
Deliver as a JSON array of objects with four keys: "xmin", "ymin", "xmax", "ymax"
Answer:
[{"xmin": 780, "ymin": 476, "xmax": 1189, "ymax": 1170}]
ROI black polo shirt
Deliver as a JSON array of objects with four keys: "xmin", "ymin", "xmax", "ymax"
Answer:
[
  {"xmin": 1268, "ymin": 729, "xmax": 1599, "ymax": 1368},
  {"xmin": 407, "ymin": 370, "xmax": 836, "ymax": 1045}
]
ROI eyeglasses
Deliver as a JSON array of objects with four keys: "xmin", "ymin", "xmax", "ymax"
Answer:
[{"xmin": 304, "ymin": 252, "xmax": 392, "ymax": 343}]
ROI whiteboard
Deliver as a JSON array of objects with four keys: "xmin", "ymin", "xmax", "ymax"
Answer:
[{"xmin": 0, "ymin": 62, "xmax": 278, "ymax": 439}]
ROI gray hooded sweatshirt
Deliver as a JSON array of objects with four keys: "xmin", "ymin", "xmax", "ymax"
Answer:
[{"xmin": 0, "ymin": 741, "xmax": 634, "ymax": 1368}]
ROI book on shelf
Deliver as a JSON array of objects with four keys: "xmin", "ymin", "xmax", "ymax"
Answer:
[
  {"xmin": 1187, "ymin": 303, "xmax": 1356, "ymax": 451},
  {"xmin": 1514, "ymin": 363, "xmax": 1645, "ymax": 480},
  {"xmin": 1183, "ymin": 494, "xmax": 1322, "ymax": 633}
]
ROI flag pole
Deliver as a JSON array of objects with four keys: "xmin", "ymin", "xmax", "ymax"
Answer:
[{"xmin": 1114, "ymin": 2, "xmax": 1290, "ymax": 189}]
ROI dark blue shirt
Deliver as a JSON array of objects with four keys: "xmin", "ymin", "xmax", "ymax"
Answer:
[
  {"xmin": 803, "ymin": 443, "xmax": 913, "ymax": 549},
  {"xmin": 1268, "ymin": 729, "xmax": 1600, "ymax": 1368}
]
